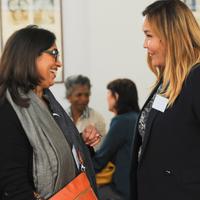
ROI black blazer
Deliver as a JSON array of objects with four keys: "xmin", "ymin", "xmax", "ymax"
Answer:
[
  {"xmin": 0, "ymin": 99, "xmax": 34, "ymax": 200},
  {"xmin": 0, "ymin": 89, "xmax": 97, "ymax": 199},
  {"xmin": 130, "ymin": 64, "xmax": 200, "ymax": 200}
]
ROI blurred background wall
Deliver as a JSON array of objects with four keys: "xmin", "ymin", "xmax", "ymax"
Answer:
[
  {"xmin": 0, "ymin": 0, "xmax": 154, "ymax": 125},
  {"xmin": 51, "ymin": 0, "xmax": 154, "ymax": 125}
]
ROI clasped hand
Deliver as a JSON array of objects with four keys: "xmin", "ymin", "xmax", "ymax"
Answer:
[{"xmin": 81, "ymin": 124, "xmax": 101, "ymax": 147}]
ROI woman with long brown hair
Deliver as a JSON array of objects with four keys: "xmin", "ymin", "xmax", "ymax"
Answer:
[{"xmin": 130, "ymin": 1, "xmax": 200, "ymax": 199}]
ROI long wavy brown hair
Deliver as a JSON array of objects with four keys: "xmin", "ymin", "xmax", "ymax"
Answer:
[{"xmin": 143, "ymin": 0, "xmax": 200, "ymax": 106}]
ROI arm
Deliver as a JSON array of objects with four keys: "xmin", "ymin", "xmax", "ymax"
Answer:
[
  {"xmin": 93, "ymin": 117, "xmax": 129, "ymax": 172},
  {"xmin": 94, "ymin": 112, "xmax": 107, "ymax": 138},
  {"xmin": 0, "ymin": 101, "xmax": 35, "ymax": 200},
  {"xmin": 187, "ymin": 65, "xmax": 200, "ymax": 121}
]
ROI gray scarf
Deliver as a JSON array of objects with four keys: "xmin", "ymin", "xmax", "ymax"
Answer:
[{"xmin": 6, "ymin": 90, "xmax": 76, "ymax": 199}]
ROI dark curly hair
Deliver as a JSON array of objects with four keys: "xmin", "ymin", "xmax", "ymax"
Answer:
[{"xmin": 107, "ymin": 78, "xmax": 140, "ymax": 115}]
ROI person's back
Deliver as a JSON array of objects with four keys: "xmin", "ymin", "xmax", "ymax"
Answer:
[
  {"xmin": 95, "ymin": 112, "xmax": 138, "ymax": 199},
  {"xmin": 93, "ymin": 78, "xmax": 140, "ymax": 200}
]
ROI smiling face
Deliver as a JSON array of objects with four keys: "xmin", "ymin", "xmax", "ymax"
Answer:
[
  {"xmin": 67, "ymin": 84, "xmax": 91, "ymax": 113},
  {"xmin": 143, "ymin": 18, "xmax": 166, "ymax": 68},
  {"xmin": 36, "ymin": 43, "xmax": 62, "ymax": 90}
]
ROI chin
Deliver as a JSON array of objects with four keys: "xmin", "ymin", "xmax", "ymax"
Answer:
[
  {"xmin": 152, "ymin": 61, "xmax": 159, "ymax": 66},
  {"xmin": 49, "ymin": 81, "xmax": 55, "ymax": 87},
  {"xmin": 78, "ymin": 107, "xmax": 86, "ymax": 112},
  {"xmin": 152, "ymin": 60, "xmax": 165, "ymax": 67},
  {"xmin": 108, "ymin": 107, "xmax": 113, "ymax": 112}
]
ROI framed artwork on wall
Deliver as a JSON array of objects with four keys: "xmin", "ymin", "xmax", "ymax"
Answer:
[{"xmin": 0, "ymin": 0, "xmax": 64, "ymax": 82}]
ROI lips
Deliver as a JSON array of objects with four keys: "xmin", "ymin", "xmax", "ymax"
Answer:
[
  {"xmin": 78, "ymin": 104, "xmax": 87, "ymax": 107},
  {"xmin": 148, "ymin": 52, "xmax": 153, "ymax": 57},
  {"xmin": 50, "ymin": 68, "xmax": 57, "ymax": 78}
]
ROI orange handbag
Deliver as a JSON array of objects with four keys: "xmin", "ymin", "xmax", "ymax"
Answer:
[
  {"xmin": 49, "ymin": 172, "xmax": 98, "ymax": 200},
  {"xmin": 49, "ymin": 148, "xmax": 98, "ymax": 200}
]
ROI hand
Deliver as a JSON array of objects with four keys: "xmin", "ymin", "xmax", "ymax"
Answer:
[
  {"xmin": 34, "ymin": 192, "xmax": 45, "ymax": 200},
  {"xmin": 82, "ymin": 124, "xmax": 102, "ymax": 147}
]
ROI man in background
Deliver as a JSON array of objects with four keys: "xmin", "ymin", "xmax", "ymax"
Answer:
[{"xmin": 65, "ymin": 75, "xmax": 106, "ymax": 150}]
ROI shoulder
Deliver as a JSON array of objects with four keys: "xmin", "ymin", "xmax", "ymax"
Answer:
[
  {"xmin": 187, "ymin": 63, "xmax": 200, "ymax": 81},
  {"xmin": 0, "ymin": 99, "xmax": 22, "ymax": 130},
  {"xmin": 0, "ymin": 99, "xmax": 18, "ymax": 123},
  {"xmin": 0, "ymin": 99, "xmax": 30, "ymax": 146},
  {"xmin": 113, "ymin": 111, "xmax": 138, "ymax": 121},
  {"xmin": 88, "ymin": 107, "xmax": 100, "ymax": 115},
  {"xmin": 111, "ymin": 112, "xmax": 138, "ymax": 127},
  {"xmin": 184, "ymin": 64, "xmax": 200, "ymax": 91},
  {"xmin": 88, "ymin": 107, "xmax": 104, "ymax": 119}
]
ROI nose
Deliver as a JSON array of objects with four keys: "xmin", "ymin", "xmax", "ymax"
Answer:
[
  {"xmin": 143, "ymin": 38, "xmax": 148, "ymax": 49},
  {"xmin": 81, "ymin": 95, "xmax": 89, "ymax": 101},
  {"xmin": 80, "ymin": 95, "xmax": 89, "ymax": 104},
  {"xmin": 56, "ymin": 59, "xmax": 62, "ymax": 67}
]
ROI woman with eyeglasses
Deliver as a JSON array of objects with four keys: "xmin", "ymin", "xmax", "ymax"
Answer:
[{"xmin": 0, "ymin": 25, "xmax": 100, "ymax": 199}]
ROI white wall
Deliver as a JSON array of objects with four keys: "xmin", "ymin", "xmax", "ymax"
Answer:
[
  {"xmin": 51, "ymin": 0, "xmax": 155, "ymax": 125},
  {"xmin": 88, "ymin": 0, "xmax": 155, "ymax": 123}
]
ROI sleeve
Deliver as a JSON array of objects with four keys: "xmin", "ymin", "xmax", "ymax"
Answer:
[
  {"xmin": 0, "ymin": 102, "xmax": 35, "ymax": 200},
  {"xmin": 93, "ymin": 117, "xmax": 129, "ymax": 172},
  {"xmin": 93, "ymin": 111, "xmax": 107, "ymax": 137},
  {"xmin": 187, "ymin": 65, "xmax": 200, "ymax": 121}
]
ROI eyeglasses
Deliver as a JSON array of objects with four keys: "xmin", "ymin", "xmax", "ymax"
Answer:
[{"xmin": 44, "ymin": 48, "xmax": 59, "ymax": 62}]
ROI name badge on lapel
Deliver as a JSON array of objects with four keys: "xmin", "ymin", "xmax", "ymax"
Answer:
[{"xmin": 152, "ymin": 94, "xmax": 168, "ymax": 112}]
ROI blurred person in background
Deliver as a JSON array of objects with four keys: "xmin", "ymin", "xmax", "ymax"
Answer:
[
  {"xmin": 65, "ymin": 75, "xmax": 106, "ymax": 150},
  {"xmin": 93, "ymin": 78, "xmax": 140, "ymax": 200}
]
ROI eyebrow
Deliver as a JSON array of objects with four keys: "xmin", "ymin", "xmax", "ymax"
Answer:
[
  {"xmin": 50, "ymin": 48, "xmax": 58, "ymax": 51},
  {"xmin": 143, "ymin": 30, "xmax": 150, "ymax": 34},
  {"xmin": 75, "ymin": 92, "xmax": 90, "ymax": 95}
]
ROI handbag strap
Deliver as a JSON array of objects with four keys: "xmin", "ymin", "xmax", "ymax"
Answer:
[{"xmin": 77, "ymin": 149, "xmax": 86, "ymax": 172}]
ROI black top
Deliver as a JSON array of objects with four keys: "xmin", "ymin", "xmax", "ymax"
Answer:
[
  {"xmin": 0, "ymin": 89, "xmax": 97, "ymax": 200},
  {"xmin": 130, "ymin": 64, "xmax": 200, "ymax": 200},
  {"xmin": 0, "ymin": 99, "xmax": 35, "ymax": 200}
]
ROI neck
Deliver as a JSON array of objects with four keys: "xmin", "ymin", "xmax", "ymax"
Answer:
[
  {"xmin": 70, "ymin": 106, "xmax": 83, "ymax": 123},
  {"xmin": 110, "ymin": 108, "xmax": 117, "ymax": 115},
  {"xmin": 33, "ymin": 86, "xmax": 44, "ymax": 98},
  {"xmin": 113, "ymin": 111, "xmax": 118, "ymax": 116}
]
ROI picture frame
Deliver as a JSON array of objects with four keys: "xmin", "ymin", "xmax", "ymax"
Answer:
[{"xmin": 0, "ymin": 0, "xmax": 64, "ymax": 82}]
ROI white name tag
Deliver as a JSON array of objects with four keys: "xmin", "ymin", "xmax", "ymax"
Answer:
[{"xmin": 152, "ymin": 94, "xmax": 168, "ymax": 112}]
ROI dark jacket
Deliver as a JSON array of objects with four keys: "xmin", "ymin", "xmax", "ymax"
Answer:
[
  {"xmin": 93, "ymin": 111, "xmax": 138, "ymax": 200},
  {"xmin": 130, "ymin": 65, "xmax": 200, "ymax": 200},
  {"xmin": 0, "ymin": 89, "xmax": 97, "ymax": 200}
]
